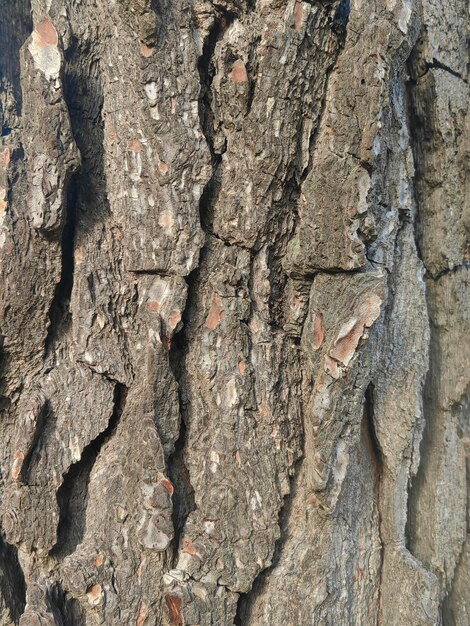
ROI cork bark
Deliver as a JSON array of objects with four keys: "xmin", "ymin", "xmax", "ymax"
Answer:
[{"xmin": 0, "ymin": 0, "xmax": 468, "ymax": 624}]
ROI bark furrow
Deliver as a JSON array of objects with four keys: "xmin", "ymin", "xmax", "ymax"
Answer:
[{"xmin": 0, "ymin": 0, "xmax": 467, "ymax": 624}]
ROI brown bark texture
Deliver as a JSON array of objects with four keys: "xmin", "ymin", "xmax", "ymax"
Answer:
[{"xmin": 0, "ymin": 0, "xmax": 468, "ymax": 624}]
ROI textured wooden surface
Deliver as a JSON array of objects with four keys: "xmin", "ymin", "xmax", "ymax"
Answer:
[{"xmin": 0, "ymin": 0, "xmax": 468, "ymax": 624}]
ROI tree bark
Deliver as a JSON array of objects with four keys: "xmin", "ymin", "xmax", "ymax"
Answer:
[{"xmin": 0, "ymin": 0, "xmax": 468, "ymax": 624}]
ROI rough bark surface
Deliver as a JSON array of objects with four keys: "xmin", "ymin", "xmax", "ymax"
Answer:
[{"xmin": 0, "ymin": 0, "xmax": 468, "ymax": 624}]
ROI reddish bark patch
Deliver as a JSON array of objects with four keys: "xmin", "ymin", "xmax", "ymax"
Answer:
[
  {"xmin": 0, "ymin": 188, "xmax": 7, "ymax": 213},
  {"xmin": 135, "ymin": 555, "xmax": 145, "ymax": 581},
  {"xmin": 1, "ymin": 148, "xmax": 10, "ymax": 168},
  {"xmin": 127, "ymin": 139, "xmax": 142, "ymax": 152},
  {"xmin": 140, "ymin": 43, "xmax": 154, "ymax": 58},
  {"xmin": 158, "ymin": 161, "xmax": 169, "ymax": 175},
  {"xmin": 181, "ymin": 538, "xmax": 198, "ymax": 556},
  {"xmin": 330, "ymin": 295, "xmax": 382, "ymax": 366},
  {"xmin": 312, "ymin": 311, "xmax": 325, "ymax": 350},
  {"xmin": 11, "ymin": 451, "xmax": 24, "ymax": 481},
  {"xmin": 307, "ymin": 494, "xmax": 319, "ymax": 506},
  {"xmin": 169, "ymin": 310, "xmax": 181, "ymax": 330},
  {"xmin": 147, "ymin": 300, "xmax": 160, "ymax": 312},
  {"xmin": 293, "ymin": 1, "xmax": 304, "ymax": 32},
  {"xmin": 205, "ymin": 293, "xmax": 224, "ymax": 330},
  {"xmin": 161, "ymin": 478, "xmax": 174, "ymax": 495},
  {"xmin": 230, "ymin": 59, "xmax": 248, "ymax": 84},
  {"xmin": 86, "ymin": 584, "xmax": 103, "ymax": 605},
  {"xmin": 330, "ymin": 320, "xmax": 362, "ymax": 366},
  {"xmin": 137, "ymin": 602, "xmax": 149, "ymax": 626},
  {"xmin": 35, "ymin": 18, "xmax": 58, "ymax": 47},
  {"xmin": 165, "ymin": 594, "xmax": 183, "ymax": 626}
]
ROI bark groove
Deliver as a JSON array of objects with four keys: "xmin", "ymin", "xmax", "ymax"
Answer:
[{"xmin": 0, "ymin": 0, "xmax": 467, "ymax": 624}]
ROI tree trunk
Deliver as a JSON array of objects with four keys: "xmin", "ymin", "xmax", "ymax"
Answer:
[{"xmin": 0, "ymin": 0, "xmax": 468, "ymax": 624}]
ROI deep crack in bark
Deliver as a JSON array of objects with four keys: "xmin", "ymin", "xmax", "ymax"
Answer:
[
  {"xmin": 163, "ymin": 7, "xmax": 239, "ymax": 564},
  {"xmin": 235, "ymin": 7, "xmax": 351, "ymax": 617},
  {"xmin": 44, "ymin": 173, "xmax": 79, "ymax": 357},
  {"xmin": 50, "ymin": 383, "xmax": 128, "ymax": 559},
  {"xmin": 197, "ymin": 9, "xmax": 236, "ymax": 235},
  {"xmin": 364, "ymin": 383, "xmax": 385, "ymax": 625},
  {"xmin": 0, "ymin": 536, "xmax": 26, "ymax": 623},
  {"xmin": 168, "ymin": 274, "xmax": 198, "ymax": 562}
]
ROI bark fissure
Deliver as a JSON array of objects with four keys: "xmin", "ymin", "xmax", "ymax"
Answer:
[
  {"xmin": 1, "ymin": 1, "xmax": 467, "ymax": 623},
  {"xmin": 44, "ymin": 41, "xmax": 108, "ymax": 359},
  {"xmin": 420, "ymin": 58, "xmax": 467, "ymax": 82},
  {"xmin": 244, "ymin": 35, "xmax": 261, "ymax": 117},
  {"xmin": 18, "ymin": 397, "xmax": 50, "ymax": 485},
  {"xmin": 403, "ymin": 6, "xmax": 469, "ymax": 621},
  {"xmin": 0, "ymin": 536, "xmax": 26, "ymax": 624},
  {"xmin": 234, "ymin": 452, "xmax": 304, "ymax": 624},
  {"xmin": 443, "ymin": 386, "xmax": 470, "ymax": 617},
  {"xmin": 167, "ymin": 278, "xmax": 198, "ymax": 562},
  {"xmin": 50, "ymin": 383, "xmax": 128, "ymax": 559},
  {"xmin": 365, "ymin": 382, "xmax": 385, "ymax": 626},
  {"xmin": 44, "ymin": 173, "xmax": 78, "ymax": 357},
  {"xmin": 129, "ymin": 269, "xmax": 175, "ymax": 277},
  {"xmin": 332, "ymin": 0, "xmax": 350, "ymax": 37},
  {"xmin": 197, "ymin": 10, "xmax": 236, "ymax": 236},
  {"xmin": 49, "ymin": 582, "xmax": 85, "ymax": 626},
  {"xmin": 425, "ymin": 262, "xmax": 470, "ymax": 282},
  {"xmin": 162, "ymin": 11, "xmax": 240, "ymax": 559},
  {"xmin": 233, "ymin": 8, "xmax": 357, "ymax": 615}
]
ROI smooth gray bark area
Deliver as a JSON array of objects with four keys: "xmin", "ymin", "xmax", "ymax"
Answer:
[{"xmin": 0, "ymin": 0, "xmax": 468, "ymax": 624}]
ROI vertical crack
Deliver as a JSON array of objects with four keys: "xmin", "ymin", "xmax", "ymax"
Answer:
[
  {"xmin": 235, "ymin": 451, "xmax": 304, "ymax": 624},
  {"xmin": 234, "ymin": 9, "xmax": 352, "ymax": 619},
  {"xmin": 0, "ymin": 535, "xmax": 26, "ymax": 623},
  {"xmin": 164, "ymin": 8, "xmax": 239, "ymax": 563},
  {"xmin": 363, "ymin": 383, "xmax": 385, "ymax": 626},
  {"xmin": 332, "ymin": 0, "xmax": 350, "ymax": 37},
  {"xmin": 0, "ymin": 0, "xmax": 32, "ymax": 131},
  {"xmin": 166, "ymin": 417, "xmax": 196, "ymax": 563},
  {"xmin": 45, "ymin": 38, "xmax": 108, "ymax": 358},
  {"xmin": 167, "ymin": 278, "xmax": 198, "ymax": 561},
  {"xmin": 404, "ymin": 20, "xmax": 442, "ymax": 576},
  {"xmin": 44, "ymin": 173, "xmax": 78, "ymax": 356},
  {"xmin": 50, "ymin": 383, "xmax": 127, "ymax": 559},
  {"xmin": 48, "ymin": 581, "xmax": 85, "ymax": 626},
  {"xmin": 244, "ymin": 35, "xmax": 261, "ymax": 117},
  {"xmin": 269, "ymin": 2, "xmax": 349, "ymax": 328},
  {"xmin": 197, "ymin": 10, "xmax": 236, "ymax": 233},
  {"xmin": 19, "ymin": 398, "xmax": 56, "ymax": 485},
  {"xmin": 442, "ymin": 387, "xmax": 470, "ymax": 621},
  {"xmin": 197, "ymin": 12, "xmax": 233, "ymax": 149}
]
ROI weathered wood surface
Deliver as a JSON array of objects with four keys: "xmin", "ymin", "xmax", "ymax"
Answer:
[{"xmin": 0, "ymin": 0, "xmax": 468, "ymax": 624}]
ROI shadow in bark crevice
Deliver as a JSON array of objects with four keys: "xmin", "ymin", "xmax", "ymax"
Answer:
[
  {"xmin": 0, "ymin": 535, "xmax": 26, "ymax": 624},
  {"xmin": 197, "ymin": 8, "xmax": 237, "ymax": 235},
  {"xmin": 0, "ymin": 0, "xmax": 32, "ymax": 130},
  {"xmin": 45, "ymin": 37, "xmax": 111, "ymax": 358},
  {"xmin": 19, "ymin": 398, "xmax": 55, "ymax": 485},
  {"xmin": 49, "ymin": 581, "xmax": 85, "ymax": 626},
  {"xmin": 167, "ymin": 265, "xmax": 200, "ymax": 562},
  {"xmin": 50, "ymin": 383, "xmax": 128, "ymax": 559}
]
